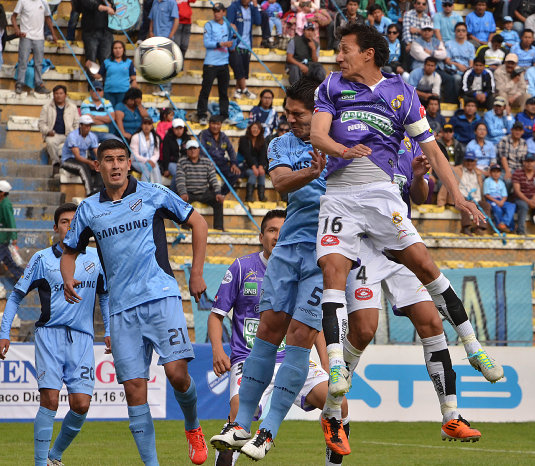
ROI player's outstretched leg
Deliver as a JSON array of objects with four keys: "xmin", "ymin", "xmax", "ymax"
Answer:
[
  {"xmin": 424, "ymin": 273, "xmax": 504, "ymax": 383},
  {"xmin": 34, "ymin": 406, "xmax": 56, "ymax": 466},
  {"xmin": 211, "ymin": 338, "xmax": 278, "ymax": 451},
  {"xmin": 48, "ymin": 408, "xmax": 88, "ymax": 463},
  {"xmin": 240, "ymin": 345, "xmax": 310, "ymax": 460}
]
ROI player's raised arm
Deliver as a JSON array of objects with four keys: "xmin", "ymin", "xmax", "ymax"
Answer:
[
  {"xmin": 185, "ymin": 210, "xmax": 208, "ymax": 302},
  {"xmin": 419, "ymin": 139, "xmax": 486, "ymax": 224},
  {"xmin": 61, "ymin": 246, "xmax": 82, "ymax": 303},
  {"xmin": 270, "ymin": 149, "xmax": 326, "ymax": 194}
]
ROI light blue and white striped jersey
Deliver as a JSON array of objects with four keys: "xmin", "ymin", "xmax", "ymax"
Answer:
[
  {"xmin": 267, "ymin": 132, "xmax": 327, "ymax": 245},
  {"xmin": 63, "ymin": 176, "xmax": 193, "ymax": 315}
]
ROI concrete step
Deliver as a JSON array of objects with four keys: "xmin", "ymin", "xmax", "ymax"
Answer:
[
  {"xmin": 1, "ymin": 162, "xmax": 53, "ymax": 178},
  {"xmin": 12, "ymin": 204, "xmax": 56, "ymax": 222},
  {"xmin": 10, "ymin": 190, "xmax": 65, "ymax": 206},
  {"xmin": 0, "ymin": 148, "xmax": 47, "ymax": 165},
  {"xmin": 4, "ymin": 177, "xmax": 59, "ymax": 192}
]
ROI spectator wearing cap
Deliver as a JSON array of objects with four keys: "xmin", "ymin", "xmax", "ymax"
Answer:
[
  {"xmin": 465, "ymin": 0, "xmax": 496, "ymax": 47},
  {"xmin": 162, "ymin": 118, "xmax": 191, "ymax": 178},
  {"xmin": 433, "ymin": 1, "xmax": 462, "ymax": 43},
  {"xmin": 80, "ymin": 81, "xmax": 117, "ymax": 143},
  {"xmin": 515, "ymin": 96, "xmax": 535, "ymax": 139},
  {"xmin": 437, "ymin": 124, "xmax": 464, "ymax": 165},
  {"xmin": 460, "ymin": 57, "xmax": 495, "ymax": 110},
  {"xmin": 115, "ymin": 87, "xmax": 150, "ymax": 142},
  {"xmin": 227, "ymin": 0, "xmax": 263, "ymax": 100},
  {"xmin": 449, "ymin": 98, "xmax": 481, "ymax": 147},
  {"xmin": 367, "ymin": 4, "xmax": 392, "ymax": 35},
  {"xmin": 494, "ymin": 53, "xmax": 528, "ymax": 108},
  {"xmin": 408, "ymin": 57, "xmax": 442, "ymax": 104},
  {"xmin": 501, "ymin": 16, "xmax": 520, "ymax": 50},
  {"xmin": 484, "ymin": 163, "xmax": 516, "ymax": 232},
  {"xmin": 197, "ymin": 3, "xmax": 234, "ymax": 126},
  {"xmin": 199, "ymin": 116, "xmax": 240, "ymax": 195},
  {"xmin": 286, "ymin": 22, "xmax": 323, "ymax": 85},
  {"xmin": 61, "ymin": 115, "xmax": 101, "ymax": 196},
  {"xmin": 482, "ymin": 34, "xmax": 506, "ymax": 70},
  {"xmin": 510, "ymin": 29, "xmax": 535, "ymax": 68},
  {"xmin": 425, "ymin": 95, "xmax": 446, "ymax": 133},
  {"xmin": 512, "ymin": 154, "xmax": 535, "ymax": 234},
  {"xmin": 445, "ymin": 22, "xmax": 475, "ymax": 91},
  {"xmin": 402, "ymin": 0, "xmax": 432, "ymax": 52},
  {"xmin": 409, "ymin": 24, "xmax": 447, "ymax": 70},
  {"xmin": 484, "ymin": 96, "xmax": 514, "ymax": 145},
  {"xmin": 466, "ymin": 122, "xmax": 497, "ymax": 174},
  {"xmin": 498, "ymin": 120, "xmax": 528, "ymax": 187},
  {"xmin": 438, "ymin": 151, "xmax": 491, "ymax": 235},
  {"xmin": 0, "ymin": 180, "xmax": 24, "ymax": 282},
  {"xmin": 38, "ymin": 84, "xmax": 79, "ymax": 169},
  {"xmin": 175, "ymin": 140, "xmax": 225, "ymax": 231},
  {"xmin": 130, "ymin": 117, "xmax": 162, "ymax": 183},
  {"xmin": 149, "ymin": 0, "xmax": 179, "ymax": 96}
]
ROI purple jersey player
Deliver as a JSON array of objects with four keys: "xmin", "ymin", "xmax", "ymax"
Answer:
[
  {"xmin": 208, "ymin": 210, "xmax": 349, "ymax": 466},
  {"xmin": 309, "ymin": 23, "xmax": 502, "ymax": 455}
]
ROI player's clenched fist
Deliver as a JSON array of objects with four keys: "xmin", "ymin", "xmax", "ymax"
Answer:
[
  {"xmin": 213, "ymin": 349, "xmax": 231, "ymax": 377},
  {"xmin": 0, "ymin": 339, "xmax": 9, "ymax": 360}
]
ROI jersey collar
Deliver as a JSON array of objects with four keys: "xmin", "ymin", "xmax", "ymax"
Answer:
[
  {"xmin": 99, "ymin": 175, "xmax": 138, "ymax": 203},
  {"xmin": 52, "ymin": 243, "xmax": 63, "ymax": 258}
]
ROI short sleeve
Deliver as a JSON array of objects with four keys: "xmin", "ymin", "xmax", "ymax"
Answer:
[
  {"xmin": 155, "ymin": 184, "xmax": 194, "ymax": 224},
  {"xmin": 211, "ymin": 259, "xmax": 242, "ymax": 315},
  {"xmin": 483, "ymin": 177, "xmax": 492, "ymax": 195},
  {"xmin": 14, "ymin": 252, "xmax": 45, "ymax": 295},
  {"xmin": 90, "ymin": 133, "xmax": 99, "ymax": 149},
  {"xmin": 128, "ymin": 60, "xmax": 136, "ymax": 77},
  {"xmin": 171, "ymin": 1, "xmax": 179, "ymax": 18},
  {"xmin": 499, "ymin": 181, "xmax": 507, "ymax": 197},
  {"xmin": 314, "ymin": 74, "xmax": 336, "ymax": 115},
  {"xmin": 63, "ymin": 201, "xmax": 93, "ymax": 252},
  {"xmin": 267, "ymin": 136, "xmax": 292, "ymax": 172},
  {"xmin": 13, "ymin": 0, "xmax": 23, "ymax": 14},
  {"xmin": 401, "ymin": 84, "xmax": 434, "ymax": 143}
]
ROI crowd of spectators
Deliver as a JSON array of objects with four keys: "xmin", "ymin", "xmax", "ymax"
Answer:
[{"xmin": 4, "ymin": 0, "xmax": 535, "ymax": 234}]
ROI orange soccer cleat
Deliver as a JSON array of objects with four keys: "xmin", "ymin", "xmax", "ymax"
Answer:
[
  {"xmin": 441, "ymin": 416, "xmax": 482, "ymax": 442},
  {"xmin": 185, "ymin": 426, "xmax": 208, "ymax": 464},
  {"xmin": 321, "ymin": 416, "xmax": 351, "ymax": 456}
]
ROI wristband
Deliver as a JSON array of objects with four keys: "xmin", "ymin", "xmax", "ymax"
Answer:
[{"xmin": 341, "ymin": 148, "xmax": 349, "ymax": 156}]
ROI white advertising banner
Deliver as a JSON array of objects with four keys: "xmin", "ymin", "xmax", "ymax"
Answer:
[
  {"xmin": 288, "ymin": 345, "xmax": 535, "ymax": 422},
  {"xmin": 0, "ymin": 344, "xmax": 167, "ymax": 421}
]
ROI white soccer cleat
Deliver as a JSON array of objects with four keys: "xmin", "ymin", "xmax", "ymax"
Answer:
[
  {"xmin": 210, "ymin": 421, "xmax": 251, "ymax": 451},
  {"xmin": 47, "ymin": 459, "xmax": 64, "ymax": 466},
  {"xmin": 468, "ymin": 349, "xmax": 504, "ymax": 383},
  {"xmin": 328, "ymin": 365, "xmax": 351, "ymax": 397},
  {"xmin": 240, "ymin": 428, "xmax": 273, "ymax": 461}
]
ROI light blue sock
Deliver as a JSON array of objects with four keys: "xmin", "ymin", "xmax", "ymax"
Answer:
[
  {"xmin": 260, "ymin": 345, "xmax": 310, "ymax": 439},
  {"xmin": 128, "ymin": 403, "xmax": 159, "ymax": 466},
  {"xmin": 174, "ymin": 377, "xmax": 200, "ymax": 431},
  {"xmin": 34, "ymin": 406, "xmax": 56, "ymax": 466},
  {"xmin": 48, "ymin": 410, "xmax": 87, "ymax": 461},
  {"xmin": 235, "ymin": 337, "xmax": 278, "ymax": 432}
]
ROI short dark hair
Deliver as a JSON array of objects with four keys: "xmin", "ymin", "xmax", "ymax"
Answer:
[
  {"xmin": 464, "ymin": 97, "xmax": 477, "ymax": 106},
  {"xmin": 109, "ymin": 40, "xmax": 127, "ymax": 61},
  {"xmin": 336, "ymin": 22, "xmax": 389, "ymax": 68},
  {"xmin": 123, "ymin": 87, "xmax": 143, "ymax": 103},
  {"xmin": 522, "ymin": 28, "xmax": 534, "ymax": 37},
  {"xmin": 346, "ymin": 0, "xmax": 359, "ymax": 4},
  {"xmin": 260, "ymin": 209, "xmax": 287, "ymax": 234},
  {"xmin": 491, "ymin": 34, "xmax": 504, "ymax": 43},
  {"xmin": 426, "ymin": 95, "xmax": 440, "ymax": 105},
  {"xmin": 368, "ymin": 4, "xmax": 382, "ymax": 13},
  {"xmin": 474, "ymin": 122, "xmax": 488, "ymax": 132},
  {"xmin": 474, "ymin": 57, "xmax": 486, "ymax": 65},
  {"xmin": 283, "ymin": 76, "xmax": 322, "ymax": 111},
  {"xmin": 454, "ymin": 22, "xmax": 467, "ymax": 31},
  {"xmin": 97, "ymin": 138, "xmax": 129, "ymax": 161},
  {"xmin": 54, "ymin": 202, "xmax": 78, "ymax": 226},
  {"xmin": 259, "ymin": 89, "xmax": 275, "ymax": 107},
  {"xmin": 424, "ymin": 56, "xmax": 438, "ymax": 64},
  {"xmin": 52, "ymin": 84, "xmax": 67, "ymax": 94}
]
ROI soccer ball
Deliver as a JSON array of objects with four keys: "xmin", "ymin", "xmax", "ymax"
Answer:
[{"xmin": 134, "ymin": 37, "xmax": 183, "ymax": 84}]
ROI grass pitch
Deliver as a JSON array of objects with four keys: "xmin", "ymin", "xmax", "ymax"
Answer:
[{"xmin": 1, "ymin": 420, "xmax": 534, "ymax": 465}]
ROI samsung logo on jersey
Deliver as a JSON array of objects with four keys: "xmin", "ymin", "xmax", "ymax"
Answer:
[
  {"xmin": 341, "ymin": 111, "xmax": 394, "ymax": 136},
  {"xmin": 95, "ymin": 219, "xmax": 149, "ymax": 240},
  {"xmin": 53, "ymin": 281, "xmax": 96, "ymax": 292}
]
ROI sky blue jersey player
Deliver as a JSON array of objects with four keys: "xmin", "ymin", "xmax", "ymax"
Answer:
[
  {"xmin": 60, "ymin": 139, "xmax": 210, "ymax": 466},
  {"xmin": 210, "ymin": 77, "xmax": 347, "ymax": 462},
  {"xmin": 0, "ymin": 203, "xmax": 110, "ymax": 466}
]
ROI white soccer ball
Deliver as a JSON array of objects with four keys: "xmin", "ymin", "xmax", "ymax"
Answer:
[{"xmin": 134, "ymin": 37, "xmax": 183, "ymax": 84}]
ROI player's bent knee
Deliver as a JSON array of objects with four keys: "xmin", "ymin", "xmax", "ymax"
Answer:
[
  {"xmin": 256, "ymin": 310, "xmax": 290, "ymax": 345},
  {"xmin": 69, "ymin": 395, "xmax": 91, "ymax": 414},
  {"xmin": 286, "ymin": 321, "xmax": 318, "ymax": 349},
  {"xmin": 39, "ymin": 388, "xmax": 59, "ymax": 411},
  {"xmin": 318, "ymin": 254, "xmax": 352, "ymax": 289}
]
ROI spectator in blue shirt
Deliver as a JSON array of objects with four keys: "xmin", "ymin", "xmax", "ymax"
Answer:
[
  {"xmin": 114, "ymin": 87, "xmax": 150, "ymax": 142},
  {"xmin": 61, "ymin": 115, "xmax": 101, "ymax": 196},
  {"xmin": 483, "ymin": 164, "xmax": 516, "ymax": 232},
  {"xmin": 384, "ymin": 23, "xmax": 410, "ymax": 81},
  {"xmin": 81, "ymin": 81, "xmax": 118, "ymax": 142},
  {"xmin": 433, "ymin": 0, "xmax": 462, "ymax": 43},
  {"xmin": 367, "ymin": 4, "xmax": 392, "ymax": 35},
  {"xmin": 516, "ymin": 96, "xmax": 535, "ymax": 139},
  {"xmin": 197, "ymin": 3, "xmax": 235, "ymax": 126},
  {"xmin": 445, "ymin": 23, "xmax": 476, "ymax": 92},
  {"xmin": 449, "ymin": 99, "xmax": 482, "ymax": 146},
  {"xmin": 484, "ymin": 96, "xmax": 515, "ymax": 144},
  {"xmin": 466, "ymin": 0, "xmax": 496, "ymax": 47},
  {"xmin": 510, "ymin": 29, "xmax": 535, "ymax": 67},
  {"xmin": 501, "ymin": 16, "xmax": 520, "ymax": 50},
  {"xmin": 466, "ymin": 122, "xmax": 497, "ymax": 174},
  {"xmin": 149, "ymin": 0, "xmax": 179, "ymax": 96},
  {"xmin": 99, "ymin": 40, "xmax": 137, "ymax": 108}
]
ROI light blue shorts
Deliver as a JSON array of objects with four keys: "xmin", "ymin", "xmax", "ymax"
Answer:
[
  {"xmin": 259, "ymin": 242, "xmax": 323, "ymax": 331},
  {"xmin": 34, "ymin": 326, "xmax": 95, "ymax": 396},
  {"xmin": 110, "ymin": 296, "xmax": 194, "ymax": 384}
]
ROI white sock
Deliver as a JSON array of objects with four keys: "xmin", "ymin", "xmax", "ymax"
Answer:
[{"xmin": 343, "ymin": 338, "xmax": 363, "ymax": 375}]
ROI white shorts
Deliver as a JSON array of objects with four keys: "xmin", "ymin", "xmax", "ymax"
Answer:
[
  {"xmin": 346, "ymin": 238, "xmax": 432, "ymax": 314},
  {"xmin": 316, "ymin": 182, "xmax": 423, "ymax": 264},
  {"xmin": 229, "ymin": 359, "xmax": 328, "ymax": 418}
]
